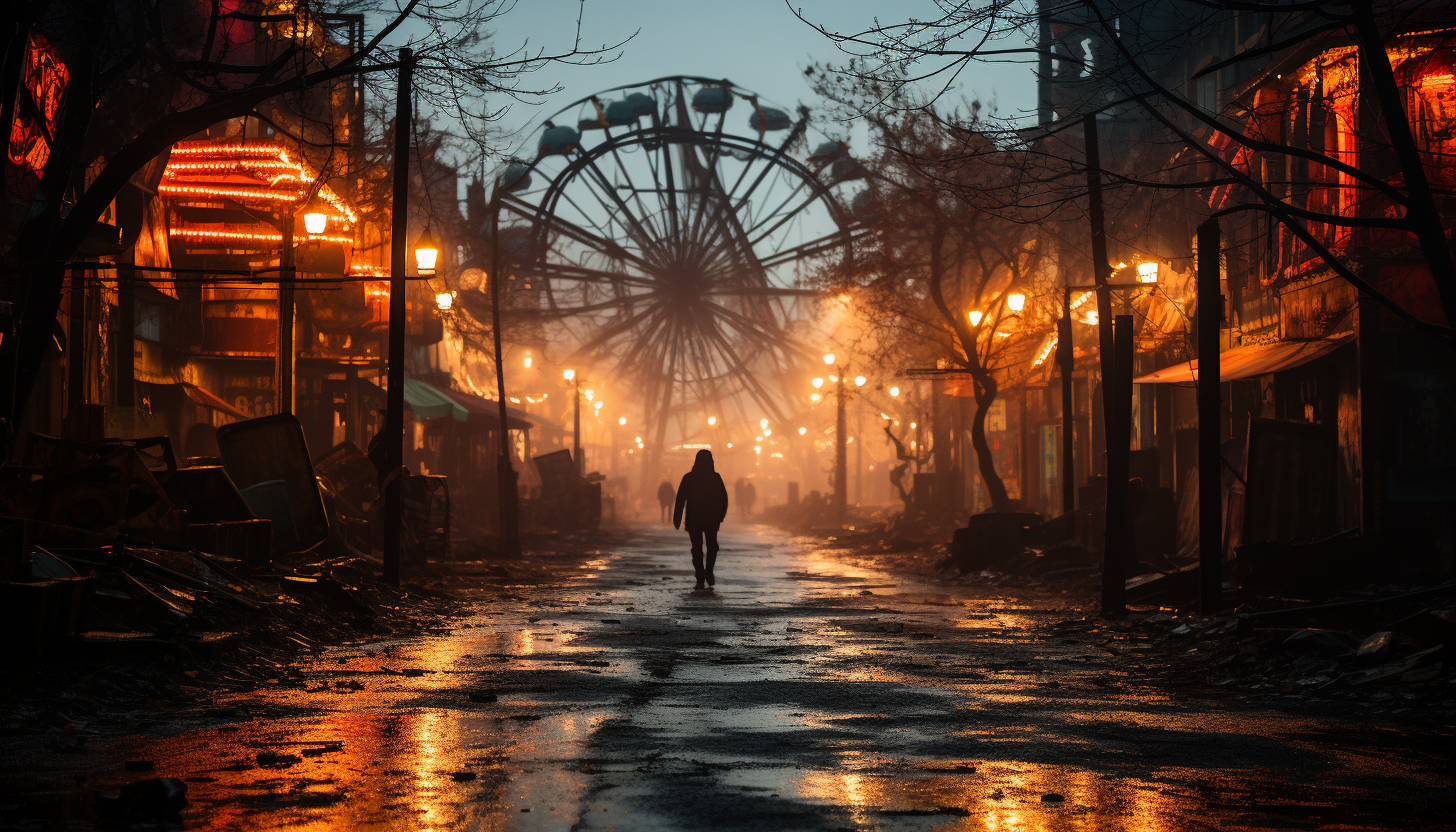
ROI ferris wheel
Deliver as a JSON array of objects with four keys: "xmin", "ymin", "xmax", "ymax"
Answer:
[{"xmin": 495, "ymin": 76, "xmax": 869, "ymax": 454}]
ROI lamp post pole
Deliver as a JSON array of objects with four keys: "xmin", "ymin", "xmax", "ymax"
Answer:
[
  {"xmin": 573, "ymin": 376, "xmax": 582, "ymax": 475},
  {"xmin": 1197, "ymin": 219, "xmax": 1223, "ymax": 614},
  {"xmin": 277, "ymin": 214, "xmax": 295, "ymax": 415},
  {"xmin": 382, "ymin": 46, "xmax": 413, "ymax": 587},
  {"xmin": 834, "ymin": 368, "xmax": 847, "ymax": 522},
  {"xmin": 1058, "ymin": 286, "xmax": 1075, "ymax": 515},
  {"xmin": 488, "ymin": 184, "xmax": 521, "ymax": 556}
]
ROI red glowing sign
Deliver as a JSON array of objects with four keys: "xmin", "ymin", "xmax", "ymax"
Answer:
[{"xmin": 6, "ymin": 32, "xmax": 68, "ymax": 176}]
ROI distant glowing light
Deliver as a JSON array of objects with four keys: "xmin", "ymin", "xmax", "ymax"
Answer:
[
  {"xmin": 563, "ymin": 369, "xmax": 576, "ymax": 381},
  {"xmin": 707, "ymin": 416, "xmax": 717, "ymax": 426},
  {"xmin": 810, "ymin": 393, "xmax": 822, "ymax": 402},
  {"xmin": 1138, "ymin": 261, "xmax": 1159, "ymax": 283},
  {"xmin": 303, "ymin": 212, "xmax": 327, "ymax": 234},
  {"xmin": 754, "ymin": 445, "xmax": 762, "ymax": 454},
  {"xmin": 967, "ymin": 310, "xmax": 984, "ymax": 326},
  {"xmin": 434, "ymin": 292, "xmax": 453, "ymax": 311},
  {"xmin": 798, "ymin": 427, "xmax": 807, "ymax": 435},
  {"xmin": 828, "ymin": 375, "xmax": 838, "ymax": 383},
  {"xmin": 910, "ymin": 422, "xmax": 917, "ymax": 429},
  {"xmin": 593, "ymin": 401, "xmax": 603, "ymax": 411},
  {"xmin": 823, "ymin": 353, "xmax": 836, "ymax": 365},
  {"xmin": 523, "ymin": 356, "xmax": 533, "ymax": 368},
  {"xmin": 889, "ymin": 386, "xmax": 900, "ymax": 397},
  {"xmin": 1084, "ymin": 310, "xmax": 1099, "ymax": 326},
  {"xmin": 584, "ymin": 389, "xmax": 595, "ymax": 401},
  {"xmin": 811, "ymin": 377, "xmax": 824, "ymax": 389},
  {"xmin": 762, "ymin": 428, "xmax": 772, "ymax": 436},
  {"xmin": 617, "ymin": 416, "xmax": 627, "ymax": 426},
  {"xmin": 854, "ymin": 375, "xmax": 866, "ymax": 387},
  {"xmin": 1007, "ymin": 292, "xmax": 1026, "ymax": 312},
  {"xmin": 759, "ymin": 418, "xmax": 769, "ymax": 429}
]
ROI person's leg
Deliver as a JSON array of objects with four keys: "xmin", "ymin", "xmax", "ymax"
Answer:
[
  {"xmin": 688, "ymin": 530, "xmax": 705, "ymax": 588},
  {"xmin": 705, "ymin": 530, "xmax": 719, "ymax": 586}
]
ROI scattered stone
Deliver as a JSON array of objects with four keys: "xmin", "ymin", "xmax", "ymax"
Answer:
[
  {"xmin": 1357, "ymin": 631, "xmax": 1394, "ymax": 661},
  {"xmin": 94, "ymin": 777, "xmax": 188, "ymax": 823},
  {"xmin": 451, "ymin": 771, "xmax": 477, "ymax": 782},
  {"xmin": 990, "ymin": 789, "xmax": 1005, "ymax": 800},
  {"xmin": 1041, "ymin": 792, "xmax": 1064, "ymax": 803},
  {"xmin": 401, "ymin": 668, "xmax": 426, "ymax": 677}
]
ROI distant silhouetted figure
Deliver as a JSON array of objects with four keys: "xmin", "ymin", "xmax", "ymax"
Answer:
[
  {"xmin": 673, "ymin": 449, "xmax": 729, "ymax": 589},
  {"xmin": 743, "ymin": 480, "xmax": 756, "ymax": 517},
  {"xmin": 657, "ymin": 481, "xmax": 675, "ymax": 522}
]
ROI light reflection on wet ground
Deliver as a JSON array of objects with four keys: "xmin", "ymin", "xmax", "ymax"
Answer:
[{"xmin": 3, "ymin": 524, "xmax": 1454, "ymax": 830}]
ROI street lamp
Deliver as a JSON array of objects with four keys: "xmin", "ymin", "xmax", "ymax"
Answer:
[
  {"xmin": 1007, "ymin": 292, "xmax": 1026, "ymax": 312},
  {"xmin": 564, "ymin": 368, "xmax": 582, "ymax": 474},
  {"xmin": 413, "ymin": 225, "xmax": 439, "ymax": 275},
  {"xmin": 434, "ymin": 291, "xmax": 453, "ymax": 311},
  {"xmin": 823, "ymin": 352, "xmax": 835, "ymax": 365},
  {"xmin": 303, "ymin": 210, "xmax": 327, "ymax": 235},
  {"xmin": 967, "ymin": 310, "xmax": 984, "ymax": 327}
]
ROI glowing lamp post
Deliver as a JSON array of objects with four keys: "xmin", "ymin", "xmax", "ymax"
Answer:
[
  {"xmin": 303, "ymin": 210, "xmax": 328, "ymax": 235},
  {"xmin": 564, "ymin": 369, "xmax": 582, "ymax": 474},
  {"xmin": 413, "ymin": 226, "xmax": 439, "ymax": 275}
]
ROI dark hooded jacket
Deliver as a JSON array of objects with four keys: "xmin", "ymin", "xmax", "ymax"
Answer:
[{"xmin": 673, "ymin": 449, "xmax": 729, "ymax": 532}]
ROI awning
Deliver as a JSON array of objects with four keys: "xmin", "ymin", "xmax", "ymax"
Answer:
[
  {"xmin": 179, "ymin": 382, "xmax": 249, "ymax": 419},
  {"xmin": 403, "ymin": 378, "xmax": 468, "ymax": 421},
  {"xmin": 437, "ymin": 386, "xmax": 536, "ymax": 430},
  {"xmin": 1134, "ymin": 334, "xmax": 1354, "ymax": 384}
]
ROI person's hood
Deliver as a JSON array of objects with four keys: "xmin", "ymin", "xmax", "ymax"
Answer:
[{"xmin": 693, "ymin": 448, "xmax": 715, "ymax": 472}]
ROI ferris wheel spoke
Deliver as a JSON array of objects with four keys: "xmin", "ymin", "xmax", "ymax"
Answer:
[
  {"xmin": 531, "ymin": 206, "xmax": 655, "ymax": 273},
  {"xmin": 702, "ymin": 286, "xmax": 820, "ymax": 298},
  {"xmin": 577, "ymin": 154, "xmax": 670, "ymax": 262},
  {"xmin": 533, "ymin": 261, "xmax": 656, "ymax": 288},
  {"xmin": 754, "ymin": 228, "xmax": 858, "ymax": 270}
]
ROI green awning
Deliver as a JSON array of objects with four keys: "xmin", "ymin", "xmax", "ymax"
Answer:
[{"xmin": 403, "ymin": 378, "xmax": 468, "ymax": 421}]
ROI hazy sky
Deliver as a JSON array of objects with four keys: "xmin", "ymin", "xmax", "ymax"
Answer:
[{"xmin": 480, "ymin": 0, "xmax": 1038, "ymax": 155}]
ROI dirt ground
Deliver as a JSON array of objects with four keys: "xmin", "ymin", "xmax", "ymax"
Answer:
[{"xmin": 2, "ymin": 523, "xmax": 1453, "ymax": 830}]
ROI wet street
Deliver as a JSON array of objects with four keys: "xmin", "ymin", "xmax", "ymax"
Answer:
[{"xmin": 4, "ymin": 525, "xmax": 1455, "ymax": 831}]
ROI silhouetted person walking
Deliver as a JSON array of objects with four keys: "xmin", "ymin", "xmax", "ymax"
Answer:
[
  {"xmin": 657, "ymin": 481, "xmax": 675, "ymax": 523},
  {"xmin": 673, "ymin": 449, "xmax": 728, "ymax": 589}
]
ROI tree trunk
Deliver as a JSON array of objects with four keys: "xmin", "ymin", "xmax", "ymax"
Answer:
[{"xmin": 968, "ymin": 378, "xmax": 1011, "ymax": 510}]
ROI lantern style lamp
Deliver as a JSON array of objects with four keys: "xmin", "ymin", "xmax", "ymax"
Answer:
[
  {"xmin": 435, "ymin": 292, "xmax": 454, "ymax": 311},
  {"xmin": 563, "ymin": 368, "xmax": 576, "ymax": 381},
  {"xmin": 414, "ymin": 226, "xmax": 439, "ymax": 275},
  {"xmin": 967, "ymin": 310, "xmax": 984, "ymax": 327},
  {"xmin": 303, "ymin": 210, "xmax": 328, "ymax": 235}
]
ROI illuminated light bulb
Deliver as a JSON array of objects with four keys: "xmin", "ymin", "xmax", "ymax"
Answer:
[
  {"xmin": 889, "ymin": 386, "xmax": 900, "ymax": 397},
  {"xmin": 754, "ymin": 445, "xmax": 762, "ymax": 454},
  {"xmin": 759, "ymin": 418, "xmax": 769, "ymax": 430},
  {"xmin": 707, "ymin": 416, "xmax": 717, "ymax": 426},
  {"xmin": 727, "ymin": 442, "xmax": 733, "ymax": 448},
  {"xmin": 810, "ymin": 393, "xmax": 821, "ymax": 402},
  {"xmin": 1007, "ymin": 292, "xmax": 1026, "ymax": 312},
  {"xmin": 823, "ymin": 353, "xmax": 835, "ymax": 365},
  {"xmin": 811, "ymin": 377, "xmax": 824, "ymax": 389},
  {"xmin": 593, "ymin": 401, "xmax": 603, "ymax": 411},
  {"xmin": 524, "ymin": 356, "xmax": 533, "ymax": 368},
  {"xmin": 584, "ymin": 389, "xmax": 594, "ymax": 401},
  {"xmin": 798, "ymin": 426, "xmax": 807, "ymax": 436},
  {"xmin": 413, "ymin": 226, "xmax": 439, "ymax": 275},
  {"xmin": 755, "ymin": 435, "xmax": 763, "ymax": 442},
  {"xmin": 617, "ymin": 417, "xmax": 626, "ymax": 426},
  {"xmin": 967, "ymin": 310, "xmax": 984, "ymax": 326},
  {"xmin": 763, "ymin": 428, "xmax": 772, "ymax": 436},
  {"xmin": 1137, "ymin": 261, "xmax": 1159, "ymax": 283},
  {"xmin": 303, "ymin": 211, "xmax": 327, "ymax": 234},
  {"xmin": 854, "ymin": 375, "xmax": 866, "ymax": 387},
  {"xmin": 635, "ymin": 436, "xmax": 643, "ymax": 443},
  {"xmin": 434, "ymin": 292, "xmax": 453, "ymax": 311},
  {"xmin": 828, "ymin": 374, "xmax": 838, "ymax": 383},
  {"xmin": 879, "ymin": 412, "xmax": 890, "ymax": 420},
  {"xmin": 910, "ymin": 422, "xmax": 917, "ymax": 429},
  {"xmin": 564, "ymin": 369, "xmax": 576, "ymax": 381},
  {"xmin": 1084, "ymin": 310, "xmax": 1099, "ymax": 326}
]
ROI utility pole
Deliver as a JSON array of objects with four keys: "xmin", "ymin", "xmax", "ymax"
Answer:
[
  {"xmin": 489, "ymin": 183, "xmax": 520, "ymax": 555},
  {"xmin": 1058, "ymin": 287, "xmax": 1075, "ymax": 515},
  {"xmin": 277, "ymin": 214, "xmax": 295, "ymax": 415},
  {"xmin": 573, "ymin": 375, "xmax": 582, "ymax": 475},
  {"xmin": 1104, "ymin": 314, "xmax": 1134, "ymax": 616},
  {"xmin": 1197, "ymin": 220, "xmax": 1223, "ymax": 613},
  {"xmin": 382, "ymin": 47, "xmax": 413, "ymax": 587},
  {"xmin": 1085, "ymin": 113, "xmax": 1130, "ymax": 618},
  {"xmin": 834, "ymin": 372, "xmax": 847, "ymax": 521}
]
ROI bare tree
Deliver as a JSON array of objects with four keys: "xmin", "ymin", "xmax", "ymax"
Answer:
[
  {"xmin": 1, "ymin": 0, "xmax": 624, "ymax": 445},
  {"xmin": 818, "ymin": 109, "xmax": 1057, "ymax": 509},
  {"xmin": 794, "ymin": 0, "xmax": 1455, "ymax": 343}
]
